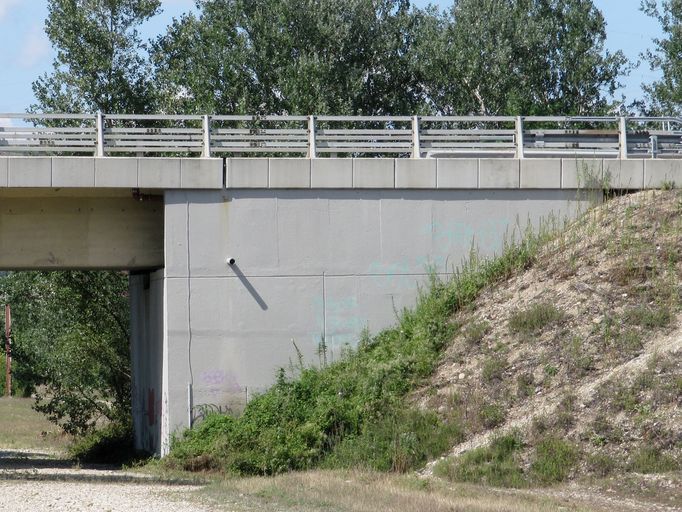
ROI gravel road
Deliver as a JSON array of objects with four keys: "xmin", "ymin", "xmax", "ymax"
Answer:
[{"xmin": 0, "ymin": 450, "xmax": 216, "ymax": 512}]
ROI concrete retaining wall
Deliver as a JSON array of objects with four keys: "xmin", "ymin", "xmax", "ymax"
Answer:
[{"xmin": 158, "ymin": 188, "xmax": 598, "ymax": 453}]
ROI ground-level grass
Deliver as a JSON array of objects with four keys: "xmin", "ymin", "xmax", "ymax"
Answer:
[
  {"xmin": 0, "ymin": 397, "xmax": 71, "ymax": 453},
  {"xmin": 193, "ymin": 470, "xmax": 598, "ymax": 512}
]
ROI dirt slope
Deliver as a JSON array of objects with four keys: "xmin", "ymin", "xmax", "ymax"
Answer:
[{"xmin": 417, "ymin": 189, "xmax": 682, "ymax": 482}]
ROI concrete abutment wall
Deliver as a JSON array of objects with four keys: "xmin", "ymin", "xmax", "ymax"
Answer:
[{"xmin": 2, "ymin": 156, "xmax": 645, "ymax": 454}]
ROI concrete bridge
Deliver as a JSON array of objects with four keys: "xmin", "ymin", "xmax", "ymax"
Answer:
[{"xmin": 2, "ymin": 114, "xmax": 682, "ymax": 455}]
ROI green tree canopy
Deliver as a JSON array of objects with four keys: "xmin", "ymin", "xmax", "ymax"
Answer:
[
  {"xmin": 0, "ymin": 271, "xmax": 130, "ymax": 435},
  {"xmin": 32, "ymin": 0, "xmax": 161, "ymax": 113},
  {"xmin": 641, "ymin": 0, "xmax": 682, "ymax": 114},
  {"xmin": 152, "ymin": 0, "xmax": 426, "ymax": 115},
  {"xmin": 414, "ymin": 0, "xmax": 627, "ymax": 115}
]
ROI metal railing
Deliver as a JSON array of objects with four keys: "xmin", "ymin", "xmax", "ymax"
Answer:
[{"xmin": 1, "ymin": 113, "xmax": 681, "ymax": 159}]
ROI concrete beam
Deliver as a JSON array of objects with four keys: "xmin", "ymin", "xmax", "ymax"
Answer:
[
  {"xmin": 8, "ymin": 157, "xmax": 51, "ymax": 187},
  {"xmin": 436, "ymin": 159, "xmax": 478, "ymax": 189},
  {"xmin": 605, "ymin": 159, "xmax": 644, "ymax": 190},
  {"xmin": 52, "ymin": 157, "xmax": 95, "ymax": 187},
  {"xmin": 645, "ymin": 160, "xmax": 682, "ymax": 188},
  {"xmin": 269, "ymin": 158, "xmax": 311, "ymax": 188},
  {"xmin": 561, "ymin": 158, "xmax": 603, "ymax": 189},
  {"xmin": 520, "ymin": 159, "xmax": 561, "ymax": 189},
  {"xmin": 227, "ymin": 158, "xmax": 269, "ymax": 188},
  {"xmin": 353, "ymin": 159, "xmax": 394, "ymax": 188},
  {"xmin": 138, "ymin": 158, "xmax": 182, "ymax": 189},
  {"xmin": 0, "ymin": 192, "xmax": 163, "ymax": 269},
  {"xmin": 311, "ymin": 159, "xmax": 353, "ymax": 188},
  {"xmin": 95, "ymin": 158, "xmax": 138, "ymax": 188},
  {"xmin": 0, "ymin": 157, "xmax": 7, "ymax": 187},
  {"xmin": 479, "ymin": 159, "xmax": 520, "ymax": 189},
  {"xmin": 180, "ymin": 158, "xmax": 223, "ymax": 189},
  {"xmin": 395, "ymin": 159, "xmax": 437, "ymax": 189}
]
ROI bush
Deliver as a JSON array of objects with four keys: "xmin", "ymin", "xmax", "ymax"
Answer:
[
  {"xmin": 167, "ymin": 232, "xmax": 548, "ymax": 475},
  {"xmin": 628, "ymin": 446, "xmax": 680, "ymax": 474},
  {"xmin": 69, "ymin": 422, "xmax": 139, "ymax": 465},
  {"xmin": 530, "ymin": 436, "xmax": 579, "ymax": 484},
  {"xmin": 509, "ymin": 302, "xmax": 565, "ymax": 335},
  {"xmin": 435, "ymin": 433, "xmax": 527, "ymax": 488}
]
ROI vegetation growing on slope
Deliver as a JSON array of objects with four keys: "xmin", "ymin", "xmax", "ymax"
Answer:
[
  {"xmin": 166, "ymin": 228, "xmax": 550, "ymax": 475},
  {"xmin": 170, "ymin": 190, "xmax": 682, "ymax": 485}
]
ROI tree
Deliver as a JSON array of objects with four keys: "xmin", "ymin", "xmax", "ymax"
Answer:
[
  {"xmin": 32, "ymin": 0, "xmax": 161, "ymax": 113},
  {"xmin": 0, "ymin": 271, "xmax": 130, "ymax": 435},
  {"xmin": 641, "ymin": 0, "xmax": 682, "ymax": 114},
  {"xmin": 414, "ymin": 0, "xmax": 628, "ymax": 115},
  {"xmin": 152, "ymin": 0, "xmax": 427, "ymax": 115}
]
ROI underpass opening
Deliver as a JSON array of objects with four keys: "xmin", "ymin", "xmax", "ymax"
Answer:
[{"xmin": 0, "ymin": 189, "xmax": 165, "ymax": 458}]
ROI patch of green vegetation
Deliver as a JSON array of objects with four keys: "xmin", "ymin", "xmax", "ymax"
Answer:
[
  {"xmin": 587, "ymin": 453, "xmax": 618, "ymax": 477},
  {"xmin": 435, "ymin": 434, "xmax": 527, "ymax": 488},
  {"xmin": 623, "ymin": 305, "xmax": 672, "ymax": 329},
  {"xmin": 478, "ymin": 403, "xmax": 506, "ymax": 429},
  {"xmin": 166, "ymin": 230, "xmax": 550, "ymax": 475},
  {"xmin": 69, "ymin": 422, "xmax": 142, "ymax": 465},
  {"xmin": 508, "ymin": 302, "xmax": 565, "ymax": 335},
  {"xmin": 481, "ymin": 355, "xmax": 507, "ymax": 383},
  {"xmin": 463, "ymin": 320, "xmax": 491, "ymax": 345},
  {"xmin": 530, "ymin": 436, "xmax": 580, "ymax": 484},
  {"xmin": 628, "ymin": 446, "xmax": 680, "ymax": 474}
]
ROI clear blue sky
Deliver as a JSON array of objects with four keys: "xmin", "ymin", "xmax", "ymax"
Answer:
[{"xmin": 0, "ymin": 0, "xmax": 664, "ymax": 113}]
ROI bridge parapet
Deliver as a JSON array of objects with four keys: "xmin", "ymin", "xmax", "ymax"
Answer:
[
  {"xmin": 2, "ymin": 156, "xmax": 681, "ymax": 191},
  {"xmin": 1, "ymin": 114, "xmax": 682, "ymax": 159}
]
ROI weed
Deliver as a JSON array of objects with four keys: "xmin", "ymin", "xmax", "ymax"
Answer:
[
  {"xmin": 166, "ymin": 227, "xmax": 551, "ymax": 475},
  {"xmin": 509, "ymin": 302, "xmax": 565, "ymax": 335},
  {"xmin": 515, "ymin": 372, "xmax": 534, "ymax": 398},
  {"xmin": 481, "ymin": 355, "xmax": 507, "ymax": 384},
  {"xmin": 435, "ymin": 433, "xmax": 527, "ymax": 488},
  {"xmin": 530, "ymin": 436, "xmax": 580, "ymax": 484},
  {"xmin": 587, "ymin": 453, "xmax": 618, "ymax": 477},
  {"xmin": 628, "ymin": 446, "xmax": 680, "ymax": 473},
  {"xmin": 623, "ymin": 305, "xmax": 672, "ymax": 328},
  {"xmin": 478, "ymin": 403, "xmax": 506, "ymax": 429},
  {"xmin": 463, "ymin": 320, "xmax": 491, "ymax": 345}
]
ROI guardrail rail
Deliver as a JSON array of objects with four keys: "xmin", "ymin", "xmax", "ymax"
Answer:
[{"xmin": 1, "ymin": 113, "xmax": 681, "ymax": 159}]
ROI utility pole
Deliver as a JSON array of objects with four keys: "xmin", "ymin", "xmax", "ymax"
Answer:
[{"xmin": 4, "ymin": 304, "xmax": 10, "ymax": 397}]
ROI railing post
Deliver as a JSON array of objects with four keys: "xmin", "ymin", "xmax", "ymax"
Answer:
[
  {"xmin": 308, "ymin": 115, "xmax": 317, "ymax": 159},
  {"xmin": 650, "ymin": 135, "xmax": 658, "ymax": 159},
  {"xmin": 619, "ymin": 116, "xmax": 628, "ymax": 159},
  {"xmin": 515, "ymin": 116, "xmax": 524, "ymax": 159},
  {"xmin": 95, "ymin": 111, "xmax": 104, "ymax": 157},
  {"xmin": 412, "ymin": 115, "xmax": 421, "ymax": 158},
  {"xmin": 202, "ymin": 114, "xmax": 211, "ymax": 158}
]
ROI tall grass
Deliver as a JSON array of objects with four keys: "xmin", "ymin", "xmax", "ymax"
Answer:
[{"xmin": 166, "ymin": 226, "xmax": 554, "ymax": 475}]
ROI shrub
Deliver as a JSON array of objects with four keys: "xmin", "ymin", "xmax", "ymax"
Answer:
[
  {"xmin": 167, "ymin": 227, "xmax": 549, "ymax": 475},
  {"xmin": 509, "ymin": 302, "xmax": 565, "ymax": 335},
  {"xmin": 69, "ymin": 421, "xmax": 139, "ymax": 465},
  {"xmin": 435, "ymin": 433, "xmax": 526, "ymax": 488},
  {"xmin": 628, "ymin": 446, "xmax": 680, "ymax": 474},
  {"xmin": 530, "ymin": 436, "xmax": 579, "ymax": 484}
]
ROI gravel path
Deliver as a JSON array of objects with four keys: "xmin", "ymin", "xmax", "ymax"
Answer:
[{"xmin": 0, "ymin": 450, "xmax": 216, "ymax": 512}]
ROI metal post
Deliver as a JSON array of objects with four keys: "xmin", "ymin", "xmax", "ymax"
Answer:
[
  {"xmin": 619, "ymin": 116, "xmax": 628, "ymax": 159},
  {"xmin": 515, "ymin": 116, "xmax": 524, "ymax": 159},
  {"xmin": 412, "ymin": 115, "xmax": 421, "ymax": 158},
  {"xmin": 650, "ymin": 135, "xmax": 658, "ymax": 159},
  {"xmin": 95, "ymin": 111, "xmax": 104, "ymax": 157},
  {"xmin": 308, "ymin": 115, "xmax": 317, "ymax": 159},
  {"xmin": 4, "ymin": 305, "xmax": 11, "ymax": 397},
  {"xmin": 202, "ymin": 115, "xmax": 211, "ymax": 158}
]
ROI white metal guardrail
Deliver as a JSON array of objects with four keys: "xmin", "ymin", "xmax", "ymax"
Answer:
[{"xmin": 0, "ymin": 113, "xmax": 681, "ymax": 159}]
